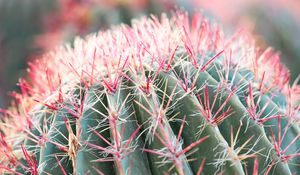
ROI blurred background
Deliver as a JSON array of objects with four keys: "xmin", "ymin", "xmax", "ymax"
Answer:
[{"xmin": 0, "ymin": 0, "xmax": 299, "ymax": 108}]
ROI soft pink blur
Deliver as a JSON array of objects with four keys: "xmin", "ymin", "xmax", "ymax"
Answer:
[{"xmin": 194, "ymin": 0, "xmax": 300, "ymax": 24}]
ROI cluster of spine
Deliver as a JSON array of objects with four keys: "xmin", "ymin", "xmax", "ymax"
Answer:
[{"xmin": 0, "ymin": 11, "xmax": 299, "ymax": 174}]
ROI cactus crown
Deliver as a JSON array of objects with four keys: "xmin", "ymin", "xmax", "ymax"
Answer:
[{"xmin": 0, "ymin": 11, "xmax": 299, "ymax": 174}]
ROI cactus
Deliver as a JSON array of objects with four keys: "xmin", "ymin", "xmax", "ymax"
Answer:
[{"xmin": 0, "ymin": 11, "xmax": 299, "ymax": 174}]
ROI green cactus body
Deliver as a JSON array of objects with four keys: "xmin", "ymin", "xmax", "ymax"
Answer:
[{"xmin": 0, "ymin": 11, "xmax": 299, "ymax": 175}]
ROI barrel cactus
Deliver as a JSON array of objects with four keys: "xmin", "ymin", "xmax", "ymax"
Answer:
[{"xmin": 0, "ymin": 11, "xmax": 299, "ymax": 175}]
